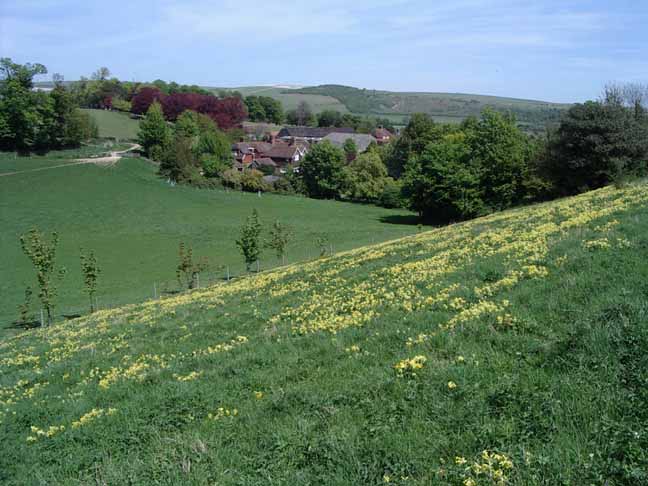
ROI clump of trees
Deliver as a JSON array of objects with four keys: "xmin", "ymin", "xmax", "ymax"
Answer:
[
  {"xmin": 244, "ymin": 96, "xmax": 284, "ymax": 124},
  {"xmin": 400, "ymin": 110, "xmax": 545, "ymax": 221},
  {"xmin": 138, "ymin": 104, "xmax": 233, "ymax": 184},
  {"xmin": 297, "ymin": 141, "xmax": 398, "ymax": 206},
  {"xmin": 543, "ymin": 84, "xmax": 648, "ymax": 195},
  {"xmin": 0, "ymin": 58, "xmax": 97, "ymax": 153},
  {"xmin": 315, "ymin": 109, "xmax": 396, "ymax": 134}
]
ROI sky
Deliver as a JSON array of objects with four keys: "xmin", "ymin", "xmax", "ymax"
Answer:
[{"xmin": 1, "ymin": 0, "xmax": 647, "ymax": 103}]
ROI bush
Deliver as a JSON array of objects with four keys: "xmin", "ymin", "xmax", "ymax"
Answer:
[
  {"xmin": 378, "ymin": 178, "xmax": 406, "ymax": 208},
  {"xmin": 221, "ymin": 169, "xmax": 243, "ymax": 190},
  {"xmin": 240, "ymin": 170, "xmax": 268, "ymax": 193}
]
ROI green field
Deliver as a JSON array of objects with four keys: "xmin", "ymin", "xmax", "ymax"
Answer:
[
  {"xmin": 210, "ymin": 86, "xmax": 349, "ymax": 114},
  {"xmin": 81, "ymin": 109, "xmax": 141, "ymax": 140},
  {"xmin": 215, "ymin": 84, "xmax": 571, "ymax": 130},
  {"xmin": 0, "ymin": 149, "xmax": 417, "ymax": 329},
  {"xmin": 0, "ymin": 143, "xmax": 129, "ymax": 175},
  {"xmin": 1, "ymin": 180, "xmax": 647, "ymax": 484}
]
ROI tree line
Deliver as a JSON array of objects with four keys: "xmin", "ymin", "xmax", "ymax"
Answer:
[
  {"xmin": 294, "ymin": 83, "xmax": 648, "ymax": 223},
  {"xmin": 0, "ymin": 59, "xmax": 97, "ymax": 153}
]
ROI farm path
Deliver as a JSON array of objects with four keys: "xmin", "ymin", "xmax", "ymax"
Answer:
[{"xmin": 0, "ymin": 144, "xmax": 141, "ymax": 177}]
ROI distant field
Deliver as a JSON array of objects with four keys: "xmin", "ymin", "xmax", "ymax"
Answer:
[
  {"xmin": 0, "ymin": 149, "xmax": 416, "ymax": 328},
  {"xmin": 212, "ymin": 84, "xmax": 571, "ymax": 130},
  {"xmin": 81, "ymin": 109, "xmax": 141, "ymax": 140},
  {"xmin": 210, "ymin": 86, "xmax": 349, "ymax": 114}
]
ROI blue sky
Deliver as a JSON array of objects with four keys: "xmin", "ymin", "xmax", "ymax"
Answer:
[{"xmin": 1, "ymin": 0, "xmax": 646, "ymax": 102}]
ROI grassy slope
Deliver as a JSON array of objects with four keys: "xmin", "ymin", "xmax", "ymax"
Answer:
[
  {"xmin": 1, "ymin": 182, "xmax": 647, "ymax": 484},
  {"xmin": 209, "ymin": 86, "xmax": 349, "ymax": 114},
  {"xmin": 0, "ymin": 150, "xmax": 416, "ymax": 328},
  {"xmin": 81, "ymin": 109, "xmax": 141, "ymax": 140},
  {"xmin": 219, "ymin": 85, "xmax": 570, "ymax": 129},
  {"xmin": 0, "ymin": 143, "xmax": 129, "ymax": 174}
]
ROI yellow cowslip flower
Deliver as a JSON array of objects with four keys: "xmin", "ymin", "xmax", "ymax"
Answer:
[
  {"xmin": 463, "ymin": 479, "xmax": 476, "ymax": 486},
  {"xmin": 254, "ymin": 391, "xmax": 264, "ymax": 399},
  {"xmin": 394, "ymin": 356, "xmax": 427, "ymax": 376},
  {"xmin": 447, "ymin": 381, "xmax": 457, "ymax": 390},
  {"xmin": 455, "ymin": 456, "xmax": 467, "ymax": 465},
  {"xmin": 383, "ymin": 474, "xmax": 391, "ymax": 483}
]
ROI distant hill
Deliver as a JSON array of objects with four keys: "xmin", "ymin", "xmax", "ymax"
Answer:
[
  {"xmin": 39, "ymin": 80, "xmax": 571, "ymax": 130},
  {"xmin": 289, "ymin": 85, "xmax": 571, "ymax": 130}
]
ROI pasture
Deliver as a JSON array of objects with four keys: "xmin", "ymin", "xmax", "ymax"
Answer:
[
  {"xmin": 81, "ymin": 109, "xmax": 141, "ymax": 140},
  {"xmin": 0, "ymin": 149, "xmax": 416, "ymax": 329}
]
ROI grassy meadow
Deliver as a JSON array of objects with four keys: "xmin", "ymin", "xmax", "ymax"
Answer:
[
  {"xmin": 1, "ymin": 180, "xmax": 647, "ymax": 484},
  {"xmin": 81, "ymin": 109, "xmax": 141, "ymax": 140},
  {"xmin": 0, "ymin": 149, "xmax": 417, "ymax": 330},
  {"xmin": 209, "ymin": 86, "xmax": 350, "ymax": 114}
]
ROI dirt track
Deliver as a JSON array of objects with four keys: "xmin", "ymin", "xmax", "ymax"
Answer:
[{"xmin": 0, "ymin": 144, "xmax": 141, "ymax": 177}]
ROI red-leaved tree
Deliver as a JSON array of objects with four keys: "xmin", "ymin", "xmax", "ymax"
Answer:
[
  {"xmin": 131, "ymin": 87, "xmax": 163, "ymax": 115},
  {"xmin": 207, "ymin": 97, "xmax": 247, "ymax": 130}
]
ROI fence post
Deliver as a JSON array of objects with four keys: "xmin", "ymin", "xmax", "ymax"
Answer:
[
  {"xmin": 330, "ymin": 243, "xmax": 333, "ymax": 255},
  {"xmin": 226, "ymin": 266, "xmax": 230, "ymax": 281},
  {"xmin": 196, "ymin": 274, "xmax": 200, "ymax": 289},
  {"xmin": 40, "ymin": 309, "xmax": 44, "ymax": 327},
  {"xmin": 153, "ymin": 282, "xmax": 157, "ymax": 299},
  {"xmin": 256, "ymin": 260, "xmax": 260, "ymax": 273}
]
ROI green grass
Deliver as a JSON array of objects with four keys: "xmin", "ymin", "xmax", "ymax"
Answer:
[
  {"xmin": 81, "ymin": 109, "xmax": 141, "ymax": 140},
  {"xmin": 210, "ymin": 86, "xmax": 349, "ymax": 114},
  {"xmin": 0, "ymin": 149, "xmax": 417, "ymax": 329},
  {"xmin": 1, "ymin": 181, "xmax": 647, "ymax": 484}
]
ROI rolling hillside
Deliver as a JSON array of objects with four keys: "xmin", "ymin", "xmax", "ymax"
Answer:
[
  {"xmin": 213, "ymin": 84, "xmax": 570, "ymax": 130},
  {"xmin": 209, "ymin": 86, "xmax": 349, "ymax": 114},
  {"xmin": 2, "ymin": 182, "xmax": 647, "ymax": 484}
]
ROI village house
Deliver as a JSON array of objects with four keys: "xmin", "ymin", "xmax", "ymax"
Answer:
[
  {"xmin": 373, "ymin": 126, "xmax": 393, "ymax": 144},
  {"xmin": 232, "ymin": 140, "xmax": 307, "ymax": 174}
]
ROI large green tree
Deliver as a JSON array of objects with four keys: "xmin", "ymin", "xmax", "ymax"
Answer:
[
  {"xmin": 402, "ymin": 133, "xmax": 483, "ymax": 221},
  {"xmin": 467, "ymin": 109, "xmax": 530, "ymax": 211},
  {"xmin": 300, "ymin": 141, "xmax": 346, "ymax": 199},
  {"xmin": 388, "ymin": 113, "xmax": 441, "ymax": 178},
  {"xmin": 137, "ymin": 101, "xmax": 171, "ymax": 159},
  {"xmin": 545, "ymin": 100, "xmax": 648, "ymax": 194},
  {"xmin": 343, "ymin": 150, "xmax": 390, "ymax": 202}
]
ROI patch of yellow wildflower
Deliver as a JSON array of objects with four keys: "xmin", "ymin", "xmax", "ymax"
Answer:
[
  {"xmin": 207, "ymin": 407, "xmax": 238, "ymax": 420},
  {"xmin": 192, "ymin": 335, "xmax": 248, "ymax": 356},
  {"xmin": 99, "ymin": 354, "xmax": 168, "ymax": 389},
  {"xmin": 394, "ymin": 355, "xmax": 427, "ymax": 377},
  {"xmin": 71, "ymin": 407, "xmax": 117, "ymax": 428},
  {"xmin": 173, "ymin": 371, "xmax": 202, "ymax": 382},
  {"xmin": 27, "ymin": 424, "xmax": 65, "ymax": 442},
  {"xmin": 467, "ymin": 450, "xmax": 514, "ymax": 485}
]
